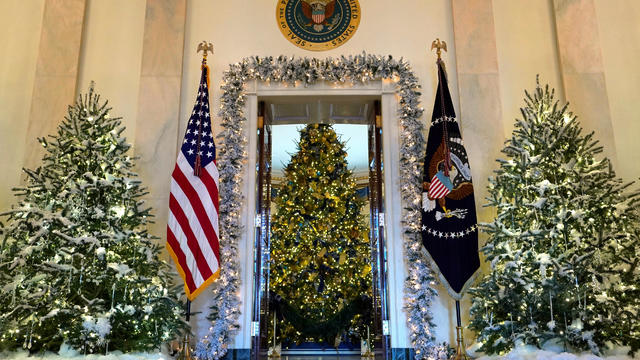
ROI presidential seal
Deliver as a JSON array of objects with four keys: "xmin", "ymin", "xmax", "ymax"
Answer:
[{"xmin": 276, "ymin": 0, "xmax": 361, "ymax": 51}]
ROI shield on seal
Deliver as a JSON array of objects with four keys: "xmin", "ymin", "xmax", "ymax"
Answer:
[{"xmin": 312, "ymin": 9, "xmax": 325, "ymax": 24}]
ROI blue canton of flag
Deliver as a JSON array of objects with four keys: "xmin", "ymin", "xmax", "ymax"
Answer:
[{"xmin": 181, "ymin": 71, "xmax": 216, "ymax": 172}]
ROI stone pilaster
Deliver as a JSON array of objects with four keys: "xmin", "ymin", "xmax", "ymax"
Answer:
[
  {"xmin": 23, "ymin": 0, "xmax": 86, "ymax": 170},
  {"xmin": 553, "ymin": 0, "xmax": 617, "ymax": 166},
  {"xmin": 133, "ymin": 0, "xmax": 187, "ymax": 243}
]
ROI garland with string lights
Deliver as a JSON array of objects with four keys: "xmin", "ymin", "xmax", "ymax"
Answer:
[
  {"xmin": 195, "ymin": 54, "xmax": 445, "ymax": 360},
  {"xmin": 269, "ymin": 292, "xmax": 372, "ymax": 345}
]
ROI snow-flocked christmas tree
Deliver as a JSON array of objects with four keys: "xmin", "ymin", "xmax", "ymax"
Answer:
[
  {"xmin": 0, "ymin": 85, "xmax": 186, "ymax": 354},
  {"xmin": 469, "ymin": 80, "xmax": 640, "ymax": 356}
]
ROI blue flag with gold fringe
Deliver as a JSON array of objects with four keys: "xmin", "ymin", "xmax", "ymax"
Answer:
[{"xmin": 421, "ymin": 60, "xmax": 480, "ymax": 299}]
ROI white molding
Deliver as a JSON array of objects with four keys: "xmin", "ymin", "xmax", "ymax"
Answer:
[
  {"xmin": 257, "ymin": 79, "xmax": 385, "ymax": 93},
  {"xmin": 381, "ymin": 90, "xmax": 410, "ymax": 348},
  {"xmin": 235, "ymin": 93, "xmax": 258, "ymax": 349},
  {"xmin": 236, "ymin": 79, "xmax": 410, "ymax": 349}
]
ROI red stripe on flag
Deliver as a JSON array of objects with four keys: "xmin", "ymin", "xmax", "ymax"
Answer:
[
  {"xmin": 169, "ymin": 192, "xmax": 213, "ymax": 280},
  {"xmin": 167, "ymin": 226, "xmax": 198, "ymax": 293},
  {"xmin": 430, "ymin": 181, "xmax": 450, "ymax": 199},
  {"xmin": 429, "ymin": 180, "xmax": 444, "ymax": 197},
  {"xmin": 172, "ymin": 166, "xmax": 220, "ymax": 261},
  {"xmin": 201, "ymin": 166, "xmax": 220, "ymax": 217},
  {"xmin": 434, "ymin": 182, "xmax": 447, "ymax": 193},
  {"xmin": 431, "ymin": 181, "xmax": 443, "ymax": 193},
  {"xmin": 434, "ymin": 185, "xmax": 450, "ymax": 198},
  {"xmin": 200, "ymin": 169, "xmax": 220, "ymax": 253}
]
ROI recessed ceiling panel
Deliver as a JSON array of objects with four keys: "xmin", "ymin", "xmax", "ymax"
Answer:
[{"xmin": 271, "ymin": 124, "xmax": 369, "ymax": 177}]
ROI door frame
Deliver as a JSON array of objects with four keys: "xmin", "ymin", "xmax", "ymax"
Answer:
[
  {"xmin": 239, "ymin": 79, "xmax": 411, "ymax": 356},
  {"xmin": 252, "ymin": 101, "xmax": 272, "ymax": 358}
]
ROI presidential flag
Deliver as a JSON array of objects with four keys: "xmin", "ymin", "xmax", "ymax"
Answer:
[
  {"xmin": 421, "ymin": 60, "xmax": 479, "ymax": 299},
  {"xmin": 167, "ymin": 63, "xmax": 220, "ymax": 301}
]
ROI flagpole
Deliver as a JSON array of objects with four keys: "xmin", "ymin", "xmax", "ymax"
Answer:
[
  {"xmin": 178, "ymin": 299, "xmax": 192, "ymax": 360},
  {"xmin": 455, "ymin": 300, "xmax": 461, "ymax": 328},
  {"xmin": 452, "ymin": 299, "xmax": 470, "ymax": 360},
  {"xmin": 430, "ymin": 38, "xmax": 471, "ymax": 360},
  {"xmin": 177, "ymin": 41, "xmax": 215, "ymax": 360}
]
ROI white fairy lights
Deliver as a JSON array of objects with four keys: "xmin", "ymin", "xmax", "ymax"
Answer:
[{"xmin": 195, "ymin": 54, "xmax": 442, "ymax": 359}]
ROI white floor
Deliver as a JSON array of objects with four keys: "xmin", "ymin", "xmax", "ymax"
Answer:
[
  {"xmin": 3, "ymin": 345, "xmax": 638, "ymax": 360},
  {"xmin": 472, "ymin": 345, "xmax": 639, "ymax": 360},
  {"xmin": 280, "ymin": 357, "xmax": 362, "ymax": 360}
]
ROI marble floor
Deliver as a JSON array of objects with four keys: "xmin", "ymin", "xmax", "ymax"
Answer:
[{"xmin": 278, "ymin": 357, "xmax": 362, "ymax": 360}]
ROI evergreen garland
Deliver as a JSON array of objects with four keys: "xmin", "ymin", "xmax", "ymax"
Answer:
[
  {"xmin": 196, "ymin": 54, "xmax": 443, "ymax": 359},
  {"xmin": 269, "ymin": 292, "xmax": 372, "ymax": 345}
]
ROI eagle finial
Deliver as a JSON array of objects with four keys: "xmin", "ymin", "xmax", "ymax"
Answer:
[
  {"xmin": 197, "ymin": 41, "xmax": 214, "ymax": 60},
  {"xmin": 431, "ymin": 38, "xmax": 447, "ymax": 61}
]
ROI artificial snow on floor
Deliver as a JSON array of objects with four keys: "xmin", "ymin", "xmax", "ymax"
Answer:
[
  {"xmin": 473, "ymin": 344, "xmax": 639, "ymax": 360},
  {"xmin": 0, "ymin": 352, "xmax": 170, "ymax": 360},
  {"xmin": 3, "ymin": 344, "xmax": 639, "ymax": 360},
  {"xmin": 0, "ymin": 344, "xmax": 171, "ymax": 360}
]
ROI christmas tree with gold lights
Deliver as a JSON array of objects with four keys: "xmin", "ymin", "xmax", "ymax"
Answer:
[{"xmin": 270, "ymin": 123, "xmax": 372, "ymax": 345}]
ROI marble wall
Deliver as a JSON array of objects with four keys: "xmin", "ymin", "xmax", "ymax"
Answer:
[
  {"xmin": 450, "ymin": 0, "xmax": 505, "ymax": 337},
  {"xmin": 493, "ymin": 0, "xmax": 565, "ymax": 136},
  {"xmin": 0, "ymin": 0, "xmax": 639, "ymax": 350},
  {"xmin": 76, "ymin": 0, "xmax": 146, "ymax": 139},
  {"xmin": 0, "ymin": 0, "xmax": 45, "ymax": 210},
  {"xmin": 22, "ymin": 0, "xmax": 86, "ymax": 172},
  {"xmin": 133, "ymin": 0, "xmax": 187, "ymax": 242},
  {"xmin": 593, "ymin": 0, "xmax": 640, "ymax": 181},
  {"xmin": 553, "ymin": 0, "xmax": 618, "ymax": 167}
]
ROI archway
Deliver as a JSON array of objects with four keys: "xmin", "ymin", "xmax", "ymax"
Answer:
[{"xmin": 196, "ymin": 54, "xmax": 440, "ymax": 360}]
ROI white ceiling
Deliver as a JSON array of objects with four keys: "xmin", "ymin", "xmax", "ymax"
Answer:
[
  {"xmin": 271, "ymin": 124, "xmax": 370, "ymax": 177},
  {"xmin": 264, "ymin": 96, "xmax": 376, "ymax": 179}
]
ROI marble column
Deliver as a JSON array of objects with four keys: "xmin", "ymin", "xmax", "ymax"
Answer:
[
  {"xmin": 451, "ymin": 0, "xmax": 504, "ymax": 225},
  {"xmin": 552, "ymin": 0, "xmax": 618, "ymax": 167},
  {"xmin": 133, "ymin": 0, "xmax": 187, "ymax": 242},
  {"xmin": 450, "ymin": 0, "xmax": 505, "ymax": 343},
  {"xmin": 22, "ymin": 0, "xmax": 86, "ymax": 170},
  {"xmin": 593, "ymin": 0, "xmax": 640, "ymax": 181},
  {"xmin": 0, "ymin": 0, "xmax": 46, "ymax": 210}
]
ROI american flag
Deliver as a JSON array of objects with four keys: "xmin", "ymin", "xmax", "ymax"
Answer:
[{"xmin": 167, "ymin": 64, "xmax": 220, "ymax": 301}]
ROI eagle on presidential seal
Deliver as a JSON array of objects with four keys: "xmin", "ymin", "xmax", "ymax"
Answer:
[
  {"xmin": 422, "ymin": 136, "xmax": 474, "ymax": 221},
  {"xmin": 301, "ymin": 0, "xmax": 337, "ymax": 31}
]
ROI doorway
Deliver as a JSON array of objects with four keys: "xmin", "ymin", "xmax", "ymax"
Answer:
[{"xmin": 252, "ymin": 96, "xmax": 390, "ymax": 359}]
